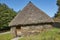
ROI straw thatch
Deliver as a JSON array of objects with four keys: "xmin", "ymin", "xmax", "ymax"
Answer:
[{"xmin": 9, "ymin": 2, "xmax": 54, "ymax": 26}]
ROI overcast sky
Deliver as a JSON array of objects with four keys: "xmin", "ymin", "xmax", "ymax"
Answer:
[{"xmin": 0, "ymin": 0, "xmax": 58, "ymax": 17}]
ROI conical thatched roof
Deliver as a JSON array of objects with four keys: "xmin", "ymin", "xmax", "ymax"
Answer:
[{"xmin": 9, "ymin": 2, "xmax": 54, "ymax": 26}]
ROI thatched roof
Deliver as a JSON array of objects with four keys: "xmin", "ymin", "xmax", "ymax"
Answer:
[
  {"xmin": 54, "ymin": 17, "xmax": 60, "ymax": 22},
  {"xmin": 9, "ymin": 2, "xmax": 54, "ymax": 26}
]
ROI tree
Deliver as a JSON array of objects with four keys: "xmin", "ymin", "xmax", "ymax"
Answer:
[
  {"xmin": 0, "ymin": 3, "xmax": 17, "ymax": 29},
  {"xmin": 54, "ymin": 0, "xmax": 60, "ymax": 18}
]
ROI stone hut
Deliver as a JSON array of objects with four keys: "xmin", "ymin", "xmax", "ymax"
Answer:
[{"xmin": 9, "ymin": 2, "xmax": 54, "ymax": 37}]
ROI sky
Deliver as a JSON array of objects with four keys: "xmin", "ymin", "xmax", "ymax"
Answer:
[{"xmin": 0, "ymin": 0, "xmax": 58, "ymax": 17}]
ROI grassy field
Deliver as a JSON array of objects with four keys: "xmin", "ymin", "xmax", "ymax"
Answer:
[
  {"xmin": 0, "ymin": 33, "xmax": 13, "ymax": 40},
  {"xmin": 19, "ymin": 28, "xmax": 60, "ymax": 40}
]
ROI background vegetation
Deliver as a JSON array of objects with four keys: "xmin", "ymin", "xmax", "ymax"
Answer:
[
  {"xmin": 0, "ymin": 3, "xmax": 17, "ymax": 31},
  {"xmin": 54, "ymin": 0, "xmax": 60, "ymax": 18}
]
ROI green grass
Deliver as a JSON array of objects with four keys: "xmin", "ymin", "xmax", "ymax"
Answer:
[
  {"xmin": 19, "ymin": 28, "xmax": 60, "ymax": 40},
  {"xmin": 0, "ymin": 33, "xmax": 13, "ymax": 40}
]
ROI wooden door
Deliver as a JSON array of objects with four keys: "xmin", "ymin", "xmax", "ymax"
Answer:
[{"xmin": 16, "ymin": 26, "xmax": 21, "ymax": 37}]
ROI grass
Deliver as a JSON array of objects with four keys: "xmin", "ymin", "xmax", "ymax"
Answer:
[
  {"xmin": 19, "ymin": 28, "xmax": 60, "ymax": 40},
  {"xmin": 0, "ymin": 33, "xmax": 13, "ymax": 40}
]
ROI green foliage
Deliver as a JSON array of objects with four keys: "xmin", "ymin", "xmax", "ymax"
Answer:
[
  {"xmin": 54, "ymin": 13, "xmax": 60, "ymax": 17},
  {"xmin": 57, "ymin": 0, "xmax": 60, "ymax": 6},
  {"xmin": 0, "ymin": 3, "xmax": 17, "ymax": 29},
  {"xmin": 54, "ymin": 0, "xmax": 60, "ymax": 18}
]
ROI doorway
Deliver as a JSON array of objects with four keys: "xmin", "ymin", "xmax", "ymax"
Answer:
[{"xmin": 16, "ymin": 26, "xmax": 21, "ymax": 37}]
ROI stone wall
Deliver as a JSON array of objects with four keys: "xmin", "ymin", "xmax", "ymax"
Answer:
[
  {"xmin": 10, "ymin": 27, "xmax": 17, "ymax": 37},
  {"xmin": 21, "ymin": 24, "xmax": 52, "ymax": 36},
  {"xmin": 10, "ymin": 24, "xmax": 53, "ymax": 37}
]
